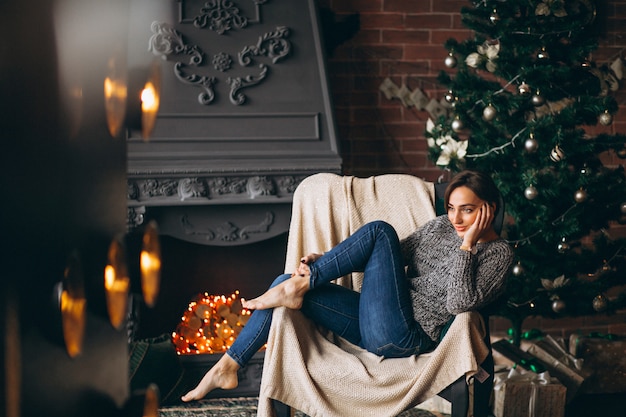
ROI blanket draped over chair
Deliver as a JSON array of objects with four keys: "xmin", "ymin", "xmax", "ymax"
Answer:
[{"xmin": 256, "ymin": 174, "xmax": 491, "ymax": 417}]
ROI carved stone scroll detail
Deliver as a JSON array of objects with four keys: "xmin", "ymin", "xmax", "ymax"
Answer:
[{"xmin": 180, "ymin": 211, "xmax": 275, "ymax": 242}]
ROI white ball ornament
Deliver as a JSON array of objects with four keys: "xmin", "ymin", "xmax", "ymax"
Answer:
[
  {"xmin": 524, "ymin": 185, "xmax": 538, "ymax": 200},
  {"xmin": 451, "ymin": 117, "xmax": 464, "ymax": 132},
  {"xmin": 483, "ymin": 104, "xmax": 497, "ymax": 121},
  {"xmin": 444, "ymin": 53, "xmax": 457, "ymax": 69},
  {"xmin": 524, "ymin": 134, "xmax": 538, "ymax": 153}
]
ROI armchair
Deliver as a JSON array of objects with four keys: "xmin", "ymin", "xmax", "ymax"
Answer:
[{"xmin": 255, "ymin": 173, "xmax": 503, "ymax": 417}]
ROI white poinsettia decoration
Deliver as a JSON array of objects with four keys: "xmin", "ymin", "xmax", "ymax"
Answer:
[
  {"xmin": 465, "ymin": 41, "xmax": 500, "ymax": 72},
  {"xmin": 535, "ymin": 0, "xmax": 567, "ymax": 17},
  {"xmin": 541, "ymin": 274, "xmax": 571, "ymax": 290},
  {"xmin": 426, "ymin": 119, "xmax": 468, "ymax": 167}
]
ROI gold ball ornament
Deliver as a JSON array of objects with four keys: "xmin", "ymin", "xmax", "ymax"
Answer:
[
  {"xmin": 524, "ymin": 185, "xmax": 538, "ymax": 200},
  {"xmin": 489, "ymin": 9, "xmax": 500, "ymax": 24},
  {"xmin": 537, "ymin": 47, "xmax": 550, "ymax": 60},
  {"xmin": 599, "ymin": 111, "xmax": 613, "ymax": 126},
  {"xmin": 620, "ymin": 202, "xmax": 626, "ymax": 214},
  {"xmin": 444, "ymin": 90, "xmax": 456, "ymax": 103},
  {"xmin": 550, "ymin": 145, "xmax": 565, "ymax": 162},
  {"xmin": 617, "ymin": 147, "xmax": 626, "ymax": 159},
  {"xmin": 592, "ymin": 294, "xmax": 608, "ymax": 312},
  {"xmin": 574, "ymin": 188, "xmax": 588, "ymax": 203},
  {"xmin": 483, "ymin": 104, "xmax": 497, "ymax": 121},
  {"xmin": 444, "ymin": 53, "xmax": 457, "ymax": 69},
  {"xmin": 518, "ymin": 82, "xmax": 531, "ymax": 95},
  {"xmin": 557, "ymin": 237, "xmax": 569, "ymax": 253}
]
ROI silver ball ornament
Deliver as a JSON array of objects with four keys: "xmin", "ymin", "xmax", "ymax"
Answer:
[
  {"xmin": 574, "ymin": 188, "xmax": 588, "ymax": 203},
  {"xmin": 620, "ymin": 202, "xmax": 626, "ymax": 214},
  {"xmin": 550, "ymin": 145, "xmax": 565, "ymax": 162},
  {"xmin": 451, "ymin": 117, "xmax": 464, "ymax": 132},
  {"xmin": 532, "ymin": 92, "xmax": 545, "ymax": 106},
  {"xmin": 483, "ymin": 104, "xmax": 497, "ymax": 121},
  {"xmin": 512, "ymin": 262, "xmax": 524, "ymax": 276},
  {"xmin": 524, "ymin": 185, "xmax": 538, "ymax": 200},
  {"xmin": 524, "ymin": 135, "xmax": 538, "ymax": 153},
  {"xmin": 599, "ymin": 111, "xmax": 613, "ymax": 126},
  {"xmin": 444, "ymin": 53, "xmax": 457, "ymax": 69},
  {"xmin": 592, "ymin": 294, "xmax": 608, "ymax": 312},
  {"xmin": 552, "ymin": 298, "xmax": 566, "ymax": 313}
]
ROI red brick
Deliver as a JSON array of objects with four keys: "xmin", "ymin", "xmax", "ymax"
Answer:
[
  {"xmin": 359, "ymin": 12, "xmax": 405, "ymax": 29},
  {"xmin": 405, "ymin": 44, "xmax": 450, "ymax": 60},
  {"xmin": 384, "ymin": 0, "xmax": 431, "ymax": 13},
  {"xmin": 405, "ymin": 14, "xmax": 454, "ymax": 29},
  {"xmin": 431, "ymin": 29, "xmax": 473, "ymax": 45},
  {"xmin": 382, "ymin": 29, "xmax": 430, "ymax": 44},
  {"xmin": 432, "ymin": 1, "xmax": 467, "ymax": 13}
]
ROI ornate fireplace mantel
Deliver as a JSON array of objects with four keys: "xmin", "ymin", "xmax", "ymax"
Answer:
[{"xmin": 127, "ymin": 0, "xmax": 342, "ymax": 245}]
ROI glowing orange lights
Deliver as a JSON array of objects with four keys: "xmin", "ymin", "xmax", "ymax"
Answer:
[
  {"xmin": 104, "ymin": 238, "xmax": 130, "ymax": 330},
  {"xmin": 140, "ymin": 220, "xmax": 161, "ymax": 307},
  {"xmin": 171, "ymin": 291, "xmax": 255, "ymax": 355}
]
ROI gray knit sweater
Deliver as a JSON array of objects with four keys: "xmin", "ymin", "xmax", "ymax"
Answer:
[{"xmin": 400, "ymin": 215, "xmax": 514, "ymax": 342}]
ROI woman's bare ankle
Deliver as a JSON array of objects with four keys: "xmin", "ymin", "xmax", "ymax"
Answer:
[
  {"xmin": 242, "ymin": 275, "xmax": 310, "ymax": 310},
  {"xmin": 181, "ymin": 354, "xmax": 240, "ymax": 402}
]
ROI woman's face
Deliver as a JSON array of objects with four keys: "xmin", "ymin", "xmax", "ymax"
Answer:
[{"xmin": 447, "ymin": 185, "xmax": 486, "ymax": 238}]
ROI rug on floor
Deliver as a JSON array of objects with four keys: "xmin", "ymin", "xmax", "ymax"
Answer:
[{"xmin": 158, "ymin": 397, "xmax": 444, "ymax": 417}]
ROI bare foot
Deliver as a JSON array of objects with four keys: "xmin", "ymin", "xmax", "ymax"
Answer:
[
  {"xmin": 241, "ymin": 274, "xmax": 310, "ymax": 310},
  {"xmin": 181, "ymin": 354, "xmax": 240, "ymax": 402}
]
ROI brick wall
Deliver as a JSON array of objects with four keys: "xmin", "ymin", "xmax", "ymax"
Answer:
[{"xmin": 320, "ymin": 0, "xmax": 626, "ymax": 338}]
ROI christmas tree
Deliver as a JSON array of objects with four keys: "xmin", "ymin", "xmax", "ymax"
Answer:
[{"xmin": 426, "ymin": 0, "xmax": 626, "ymax": 344}]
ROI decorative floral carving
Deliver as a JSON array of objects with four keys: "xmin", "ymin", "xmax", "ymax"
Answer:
[
  {"xmin": 239, "ymin": 26, "xmax": 291, "ymax": 65},
  {"xmin": 127, "ymin": 206, "xmax": 146, "ymax": 229},
  {"xmin": 193, "ymin": 0, "xmax": 248, "ymax": 35},
  {"xmin": 148, "ymin": 19, "xmax": 291, "ymax": 106},
  {"xmin": 227, "ymin": 26, "xmax": 291, "ymax": 104},
  {"xmin": 246, "ymin": 176, "xmax": 275, "ymax": 198},
  {"xmin": 212, "ymin": 52, "xmax": 232, "ymax": 72},
  {"xmin": 178, "ymin": 178, "xmax": 208, "ymax": 200},
  {"xmin": 149, "ymin": 21, "xmax": 203, "ymax": 66}
]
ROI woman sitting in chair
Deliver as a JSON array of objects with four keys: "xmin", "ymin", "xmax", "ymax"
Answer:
[{"xmin": 182, "ymin": 169, "xmax": 514, "ymax": 401}]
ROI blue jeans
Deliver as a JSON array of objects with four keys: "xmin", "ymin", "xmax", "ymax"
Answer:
[{"xmin": 227, "ymin": 221, "xmax": 433, "ymax": 367}]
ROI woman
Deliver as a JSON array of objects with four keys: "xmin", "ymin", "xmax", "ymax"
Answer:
[{"xmin": 182, "ymin": 170, "xmax": 514, "ymax": 401}]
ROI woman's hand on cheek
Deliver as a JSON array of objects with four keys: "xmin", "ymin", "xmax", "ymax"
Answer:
[{"xmin": 464, "ymin": 203, "xmax": 493, "ymax": 245}]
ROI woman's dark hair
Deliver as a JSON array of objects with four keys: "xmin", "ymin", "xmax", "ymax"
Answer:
[{"xmin": 443, "ymin": 170, "xmax": 501, "ymax": 215}]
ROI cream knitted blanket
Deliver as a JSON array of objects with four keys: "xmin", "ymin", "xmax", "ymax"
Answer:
[{"xmin": 256, "ymin": 173, "xmax": 490, "ymax": 417}]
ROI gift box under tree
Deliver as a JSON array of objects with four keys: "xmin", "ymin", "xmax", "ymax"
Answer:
[
  {"xmin": 569, "ymin": 333, "xmax": 626, "ymax": 394},
  {"xmin": 493, "ymin": 368, "xmax": 566, "ymax": 417}
]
